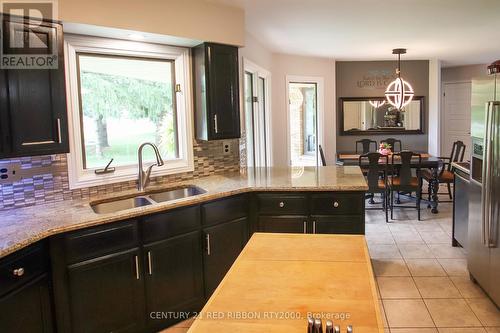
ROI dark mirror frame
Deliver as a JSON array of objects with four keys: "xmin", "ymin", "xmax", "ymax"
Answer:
[{"xmin": 339, "ymin": 96, "xmax": 425, "ymax": 136}]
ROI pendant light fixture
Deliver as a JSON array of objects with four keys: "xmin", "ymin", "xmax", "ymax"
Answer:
[
  {"xmin": 369, "ymin": 100, "xmax": 386, "ymax": 108},
  {"xmin": 385, "ymin": 48, "xmax": 414, "ymax": 110}
]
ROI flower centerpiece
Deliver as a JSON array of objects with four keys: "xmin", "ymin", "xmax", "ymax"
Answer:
[{"xmin": 379, "ymin": 142, "xmax": 392, "ymax": 155}]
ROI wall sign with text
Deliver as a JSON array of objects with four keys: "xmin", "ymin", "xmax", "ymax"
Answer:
[{"xmin": 356, "ymin": 70, "xmax": 396, "ymax": 89}]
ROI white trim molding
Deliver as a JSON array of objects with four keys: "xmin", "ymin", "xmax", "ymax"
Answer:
[
  {"xmin": 64, "ymin": 34, "xmax": 194, "ymax": 189},
  {"xmin": 285, "ymin": 75, "xmax": 325, "ymax": 167},
  {"xmin": 242, "ymin": 58, "xmax": 273, "ymax": 167}
]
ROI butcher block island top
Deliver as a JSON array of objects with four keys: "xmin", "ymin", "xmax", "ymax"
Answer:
[{"xmin": 188, "ymin": 233, "xmax": 384, "ymax": 333}]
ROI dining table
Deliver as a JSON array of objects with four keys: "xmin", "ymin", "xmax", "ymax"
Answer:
[{"xmin": 337, "ymin": 152, "xmax": 443, "ymax": 214}]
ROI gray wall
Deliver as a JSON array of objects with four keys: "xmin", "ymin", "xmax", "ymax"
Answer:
[
  {"xmin": 442, "ymin": 64, "xmax": 488, "ymax": 82},
  {"xmin": 336, "ymin": 60, "xmax": 429, "ymax": 153}
]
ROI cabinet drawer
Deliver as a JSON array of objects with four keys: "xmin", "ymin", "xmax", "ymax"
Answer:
[
  {"xmin": 312, "ymin": 215, "xmax": 364, "ymax": 235},
  {"xmin": 202, "ymin": 195, "xmax": 247, "ymax": 226},
  {"xmin": 143, "ymin": 205, "xmax": 201, "ymax": 243},
  {"xmin": 0, "ymin": 242, "xmax": 48, "ymax": 297},
  {"xmin": 63, "ymin": 219, "xmax": 139, "ymax": 264},
  {"xmin": 259, "ymin": 216, "xmax": 309, "ymax": 234},
  {"xmin": 310, "ymin": 193, "xmax": 363, "ymax": 215},
  {"xmin": 257, "ymin": 194, "xmax": 308, "ymax": 215}
]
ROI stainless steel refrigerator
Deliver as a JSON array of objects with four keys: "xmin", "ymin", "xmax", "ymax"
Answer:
[{"xmin": 469, "ymin": 60, "xmax": 500, "ymax": 307}]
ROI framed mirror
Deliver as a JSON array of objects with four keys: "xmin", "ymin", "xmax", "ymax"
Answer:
[{"xmin": 339, "ymin": 96, "xmax": 424, "ymax": 135}]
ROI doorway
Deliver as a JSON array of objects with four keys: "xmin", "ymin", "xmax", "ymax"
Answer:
[
  {"xmin": 442, "ymin": 81, "xmax": 472, "ymax": 159},
  {"xmin": 287, "ymin": 77, "xmax": 323, "ymax": 167},
  {"xmin": 243, "ymin": 60, "xmax": 271, "ymax": 168}
]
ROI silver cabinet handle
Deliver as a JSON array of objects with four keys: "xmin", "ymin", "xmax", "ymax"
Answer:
[
  {"xmin": 147, "ymin": 251, "xmax": 153, "ymax": 275},
  {"xmin": 214, "ymin": 114, "xmax": 218, "ymax": 134},
  {"xmin": 206, "ymin": 233, "xmax": 211, "ymax": 255},
  {"xmin": 134, "ymin": 255, "xmax": 140, "ymax": 280},
  {"xmin": 13, "ymin": 267, "xmax": 25, "ymax": 277},
  {"xmin": 303, "ymin": 221, "xmax": 307, "ymax": 234},
  {"xmin": 279, "ymin": 201, "xmax": 285, "ymax": 208},
  {"xmin": 57, "ymin": 118, "xmax": 62, "ymax": 144},
  {"xmin": 313, "ymin": 221, "xmax": 316, "ymax": 234},
  {"xmin": 333, "ymin": 201, "xmax": 339, "ymax": 208}
]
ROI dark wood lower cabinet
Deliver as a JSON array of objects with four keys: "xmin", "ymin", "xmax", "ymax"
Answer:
[
  {"xmin": 0, "ymin": 274, "xmax": 54, "ymax": 333},
  {"xmin": 42, "ymin": 192, "xmax": 364, "ymax": 332},
  {"xmin": 66, "ymin": 248, "xmax": 146, "ymax": 333},
  {"xmin": 203, "ymin": 217, "xmax": 247, "ymax": 297},
  {"xmin": 144, "ymin": 230, "xmax": 204, "ymax": 330},
  {"xmin": 312, "ymin": 215, "xmax": 364, "ymax": 234},
  {"xmin": 256, "ymin": 192, "xmax": 365, "ymax": 235},
  {"xmin": 259, "ymin": 216, "xmax": 308, "ymax": 233}
]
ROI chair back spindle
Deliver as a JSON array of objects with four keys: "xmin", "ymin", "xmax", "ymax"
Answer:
[
  {"xmin": 356, "ymin": 139, "xmax": 378, "ymax": 154},
  {"xmin": 381, "ymin": 138, "xmax": 402, "ymax": 152},
  {"xmin": 447, "ymin": 141, "xmax": 466, "ymax": 171},
  {"xmin": 319, "ymin": 145, "xmax": 327, "ymax": 166}
]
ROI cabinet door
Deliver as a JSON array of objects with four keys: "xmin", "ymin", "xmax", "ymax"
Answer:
[
  {"xmin": 0, "ymin": 274, "xmax": 54, "ymax": 333},
  {"xmin": 0, "ymin": 70, "xmax": 8, "ymax": 155},
  {"xmin": 1, "ymin": 18, "xmax": 68, "ymax": 158},
  {"xmin": 206, "ymin": 43, "xmax": 240, "ymax": 140},
  {"xmin": 66, "ymin": 248, "xmax": 145, "ymax": 333},
  {"xmin": 144, "ymin": 230, "xmax": 204, "ymax": 330},
  {"xmin": 312, "ymin": 215, "xmax": 364, "ymax": 235},
  {"xmin": 203, "ymin": 218, "xmax": 246, "ymax": 297},
  {"xmin": 259, "ymin": 216, "xmax": 309, "ymax": 234}
]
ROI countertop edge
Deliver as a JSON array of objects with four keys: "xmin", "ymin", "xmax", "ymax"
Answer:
[
  {"xmin": 451, "ymin": 162, "xmax": 471, "ymax": 175},
  {"xmin": 0, "ymin": 183, "xmax": 368, "ymax": 259}
]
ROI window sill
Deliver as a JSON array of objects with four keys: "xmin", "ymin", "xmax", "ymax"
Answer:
[{"xmin": 67, "ymin": 158, "xmax": 194, "ymax": 190}]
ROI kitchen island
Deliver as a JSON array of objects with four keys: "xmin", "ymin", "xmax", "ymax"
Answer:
[
  {"xmin": 0, "ymin": 166, "xmax": 370, "ymax": 333},
  {"xmin": 188, "ymin": 233, "xmax": 384, "ymax": 333}
]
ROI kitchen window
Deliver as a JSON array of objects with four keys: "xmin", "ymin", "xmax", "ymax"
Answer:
[{"xmin": 65, "ymin": 35, "xmax": 194, "ymax": 189}]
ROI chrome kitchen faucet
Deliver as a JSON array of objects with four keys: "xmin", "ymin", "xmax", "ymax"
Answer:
[{"xmin": 137, "ymin": 142, "xmax": 164, "ymax": 192}]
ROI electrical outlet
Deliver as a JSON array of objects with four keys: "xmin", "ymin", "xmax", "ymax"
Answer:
[
  {"xmin": 222, "ymin": 141, "xmax": 232, "ymax": 155},
  {"xmin": 0, "ymin": 162, "xmax": 22, "ymax": 184}
]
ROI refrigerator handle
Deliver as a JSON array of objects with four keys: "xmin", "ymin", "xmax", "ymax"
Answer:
[
  {"xmin": 488, "ymin": 102, "xmax": 500, "ymax": 248},
  {"xmin": 482, "ymin": 102, "xmax": 492, "ymax": 246}
]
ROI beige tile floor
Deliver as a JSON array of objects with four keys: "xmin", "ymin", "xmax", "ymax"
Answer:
[{"xmin": 161, "ymin": 193, "xmax": 500, "ymax": 333}]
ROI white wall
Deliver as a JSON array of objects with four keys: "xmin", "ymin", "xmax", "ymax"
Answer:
[
  {"xmin": 239, "ymin": 35, "xmax": 337, "ymax": 167},
  {"xmin": 240, "ymin": 33, "xmax": 273, "ymax": 71},
  {"xmin": 442, "ymin": 64, "xmax": 488, "ymax": 82},
  {"xmin": 59, "ymin": 0, "xmax": 245, "ymax": 46},
  {"xmin": 271, "ymin": 54, "xmax": 336, "ymax": 166}
]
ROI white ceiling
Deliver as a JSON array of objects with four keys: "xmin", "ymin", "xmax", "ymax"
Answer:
[{"xmin": 211, "ymin": 0, "xmax": 500, "ymax": 67}]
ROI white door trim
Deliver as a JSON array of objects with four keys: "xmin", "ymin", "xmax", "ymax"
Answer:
[
  {"xmin": 243, "ymin": 58, "xmax": 273, "ymax": 167},
  {"xmin": 285, "ymin": 75, "xmax": 325, "ymax": 167}
]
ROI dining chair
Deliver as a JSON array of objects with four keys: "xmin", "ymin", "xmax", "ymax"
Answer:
[
  {"xmin": 319, "ymin": 145, "xmax": 327, "ymax": 166},
  {"xmin": 381, "ymin": 138, "xmax": 402, "ymax": 152},
  {"xmin": 388, "ymin": 151, "xmax": 422, "ymax": 220},
  {"xmin": 355, "ymin": 139, "xmax": 378, "ymax": 154},
  {"xmin": 420, "ymin": 140, "xmax": 466, "ymax": 202},
  {"xmin": 359, "ymin": 152, "xmax": 389, "ymax": 222}
]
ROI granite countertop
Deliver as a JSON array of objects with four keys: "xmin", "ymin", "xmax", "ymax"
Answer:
[
  {"xmin": 452, "ymin": 162, "xmax": 470, "ymax": 174},
  {"xmin": 0, "ymin": 166, "xmax": 367, "ymax": 259}
]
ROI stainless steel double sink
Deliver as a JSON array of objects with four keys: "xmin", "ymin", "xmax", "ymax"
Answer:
[{"xmin": 90, "ymin": 185, "xmax": 206, "ymax": 214}]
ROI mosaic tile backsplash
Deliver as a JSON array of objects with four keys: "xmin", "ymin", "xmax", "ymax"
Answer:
[{"xmin": 0, "ymin": 140, "xmax": 240, "ymax": 211}]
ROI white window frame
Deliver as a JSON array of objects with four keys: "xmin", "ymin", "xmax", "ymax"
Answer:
[
  {"xmin": 243, "ymin": 58, "xmax": 272, "ymax": 167},
  {"xmin": 64, "ymin": 34, "xmax": 194, "ymax": 189},
  {"xmin": 285, "ymin": 75, "xmax": 325, "ymax": 167}
]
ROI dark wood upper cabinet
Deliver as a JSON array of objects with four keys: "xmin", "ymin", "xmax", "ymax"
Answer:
[
  {"xmin": 0, "ymin": 15, "xmax": 68, "ymax": 158},
  {"xmin": 193, "ymin": 42, "xmax": 240, "ymax": 140}
]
